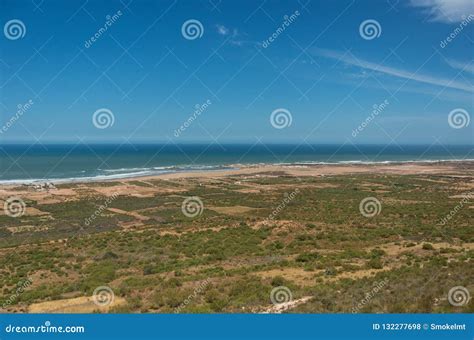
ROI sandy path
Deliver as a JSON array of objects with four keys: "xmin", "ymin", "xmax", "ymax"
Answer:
[
  {"xmin": 28, "ymin": 296, "xmax": 126, "ymax": 313},
  {"xmin": 260, "ymin": 296, "xmax": 313, "ymax": 313},
  {"xmin": 107, "ymin": 207, "xmax": 149, "ymax": 221}
]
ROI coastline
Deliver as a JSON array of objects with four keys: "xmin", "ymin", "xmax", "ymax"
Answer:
[
  {"xmin": 145, "ymin": 160, "xmax": 474, "ymax": 181},
  {"xmin": 1, "ymin": 158, "xmax": 473, "ymax": 314},
  {"xmin": 1, "ymin": 159, "xmax": 473, "ymax": 186}
]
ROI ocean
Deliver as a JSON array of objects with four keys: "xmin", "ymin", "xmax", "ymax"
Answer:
[{"xmin": 0, "ymin": 144, "xmax": 472, "ymax": 183}]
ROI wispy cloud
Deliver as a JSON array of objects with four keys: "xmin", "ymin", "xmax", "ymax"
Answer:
[
  {"xmin": 216, "ymin": 24, "xmax": 230, "ymax": 36},
  {"xmin": 445, "ymin": 59, "xmax": 474, "ymax": 74},
  {"xmin": 215, "ymin": 24, "xmax": 258, "ymax": 47},
  {"xmin": 410, "ymin": 0, "xmax": 474, "ymax": 23},
  {"xmin": 312, "ymin": 48, "xmax": 474, "ymax": 93}
]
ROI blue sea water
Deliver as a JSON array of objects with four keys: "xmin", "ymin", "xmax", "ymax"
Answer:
[{"xmin": 0, "ymin": 144, "xmax": 472, "ymax": 183}]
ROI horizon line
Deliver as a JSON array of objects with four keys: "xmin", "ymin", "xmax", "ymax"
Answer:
[{"xmin": 0, "ymin": 142, "xmax": 473, "ymax": 147}]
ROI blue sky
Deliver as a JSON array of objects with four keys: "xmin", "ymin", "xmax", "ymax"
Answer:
[{"xmin": 0, "ymin": 0, "xmax": 473, "ymax": 144}]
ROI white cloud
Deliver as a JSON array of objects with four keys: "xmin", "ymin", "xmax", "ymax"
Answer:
[
  {"xmin": 215, "ymin": 26, "xmax": 256, "ymax": 47},
  {"xmin": 216, "ymin": 24, "xmax": 230, "ymax": 36},
  {"xmin": 410, "ymin": 0, "xmax": 474, "ymax": 23},
  {"xmin": 445, "ymin": 59, "xmax": 474, "ymax": 74},
  {"xmin": 327, "ymin": 73, "xmax": 473, "ymax": 102},
  {"xmin": 312, "ymin": 48, "xmax": 474, "ymax": 93}
]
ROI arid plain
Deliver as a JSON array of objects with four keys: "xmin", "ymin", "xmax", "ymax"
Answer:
[{"xmin": 0, "ymin": 162, "xmax": 473, "ymax": 313}]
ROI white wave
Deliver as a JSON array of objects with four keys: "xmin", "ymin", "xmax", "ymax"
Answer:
[
  {"xmin": 0, "ymin": 164, "xmax": 236, "ymax": 185},
  {"xmin": 1, "ymin": 159, "xmax": 472, "ymax": 185},
  {"xmin": 275, "ymin": 158, "xmax": 474, "ymax": 166},
  {"xmin": 101, "ymin": 167, "xmax": 152, "ymax": 173}
]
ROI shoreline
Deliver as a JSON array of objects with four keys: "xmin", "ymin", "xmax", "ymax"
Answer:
[{"xmin": 1, "ymin": 159, "xmax": 473, "ymax": 186}]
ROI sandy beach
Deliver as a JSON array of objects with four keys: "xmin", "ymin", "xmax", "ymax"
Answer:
[
  {"xmin": 2, "ymin": 160, "xmax": 474, "ymax": 188},
  {"xmin": 1, "ymin": 160, "xmax": 473, "ymax": 216},
  {"xmin": 148, "ymin": 161, "xmax": 474, "ymax": 180}
]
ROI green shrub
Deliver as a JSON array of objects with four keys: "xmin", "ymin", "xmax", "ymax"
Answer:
[{"xmin": 422, "ymin": 243, "xmax": 434, "ymax": 250}]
